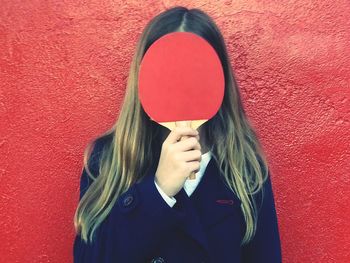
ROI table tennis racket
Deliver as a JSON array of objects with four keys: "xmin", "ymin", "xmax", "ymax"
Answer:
[{"xmin": 138, "ymin": 31, "xmax": 224, "ymax": 179}]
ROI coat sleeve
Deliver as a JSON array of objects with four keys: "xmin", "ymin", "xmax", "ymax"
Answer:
[
  {"xmin": 73, "ymin": 139, "xmax": 187, "ymax": 263},
  {"xmin": 241, "ymin": 173, "xmax": 282, "ymax": 262},
  {"xmin": 154, "ymin": 178, "xmax": 177, "ymax": 207}
]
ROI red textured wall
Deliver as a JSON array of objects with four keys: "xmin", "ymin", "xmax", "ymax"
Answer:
[{"xmin": 1, "ymin": 1, "xmax": 349, "ymax": 262}]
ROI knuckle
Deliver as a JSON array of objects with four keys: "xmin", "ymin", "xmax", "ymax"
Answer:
[
  {"xmin": 161, "ymin": 141, "xmax": 166, "ymax": 149},
  {"xmin": 162, "ymin": 140, "xmax": 169, "ymax": 148},
  {"xmin": 176, "ymin": 126, "xmax": 183, "ymax": 132},
  {"xmin": 181, "ymin": 163, "xmax": 189, "ymax": 173},
  {"xmin": 173, "ymin": 128, "xmax": 179, "ymax": 136},
  {"xmin": 167, "ymin": 143, "xmax": 174, "ymax": 152},
  {"xmin": 195, "ymin": 161, "xmax": 200, "ymax": 169}
]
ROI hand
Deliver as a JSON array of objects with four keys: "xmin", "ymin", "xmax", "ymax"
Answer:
[{"xmin": 155, "ymin": 126, "xmax": 202, "ymax": 197}]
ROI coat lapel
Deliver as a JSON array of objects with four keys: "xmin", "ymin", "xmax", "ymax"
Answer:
[
  {"xmin": 173, "ymin": 156, "xmax": 242, "ymax": 254},
  {"xmin": 173, "ymin": 189, "xmax": 210, "ymax": 253},
  {"xmin": 189, "ymin": 157, "xmax": 242, "ymax": 228}
]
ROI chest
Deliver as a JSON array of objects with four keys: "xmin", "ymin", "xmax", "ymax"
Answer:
[{"xmin": 150, "ymin": 195, "xmax": 245, "ymax": 263}]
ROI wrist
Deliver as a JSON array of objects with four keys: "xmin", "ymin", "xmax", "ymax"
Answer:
[{"xmin": 155, "ymin": 177, "xmax": 173, "ymax": 198}]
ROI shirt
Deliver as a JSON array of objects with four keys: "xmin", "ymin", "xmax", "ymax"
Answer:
[{"xmin": 154, "ymin": 150, "xmax": 212, "ymax": 207}]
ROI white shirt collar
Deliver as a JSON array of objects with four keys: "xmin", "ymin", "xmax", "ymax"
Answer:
[{"xmin": 183, "ymin": 150, "xmax": 212, "ymax": 196}]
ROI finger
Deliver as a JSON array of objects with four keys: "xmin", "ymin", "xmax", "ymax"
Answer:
[
  {"xmin": 166, "ymin": 126, "xmax": 198, "ymax": 144},
  {"xmin": 181, "ymin": 149, "xmax": 202, "ymax": 162},
  {"xmin": 185, "ymin": 161, "xmax": 200, "ymax": 175},
  {"xmin": 174, "ymin": 136, "xmax": 201, "ymax": 152}
]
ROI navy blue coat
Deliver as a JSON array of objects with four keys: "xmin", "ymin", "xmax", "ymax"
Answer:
[{"xmin": 73, "ymin": 139, "xmax": 282, "ymax": 263}]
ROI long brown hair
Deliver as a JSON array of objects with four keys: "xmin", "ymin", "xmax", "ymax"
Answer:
[{"xmin": 74, "ymin": 6, "xmax": 269, "ymax": 246}]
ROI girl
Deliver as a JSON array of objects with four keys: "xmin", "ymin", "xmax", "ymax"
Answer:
[{"xmin": 73, "ymin": 6, "xmax": 282, "ymax": 263}]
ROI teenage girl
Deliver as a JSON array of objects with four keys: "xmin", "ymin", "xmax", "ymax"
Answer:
[{"xmin": 73, "ymin": 6, "xmax": 282, "ymax": 263}]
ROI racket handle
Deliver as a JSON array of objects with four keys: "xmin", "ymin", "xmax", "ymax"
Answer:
[{"xmin": 176, "ymin": 121, "xmax": 197, "ymax": 180}]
